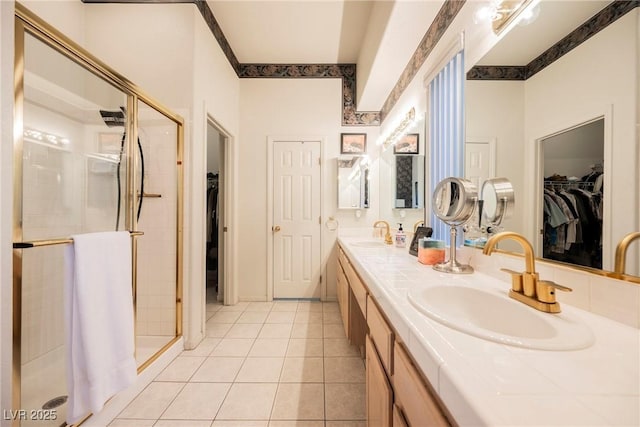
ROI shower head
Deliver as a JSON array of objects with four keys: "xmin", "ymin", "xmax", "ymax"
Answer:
[{"xmin": 99, "ymin": 107, "xmax": 126, "ymax": 127}]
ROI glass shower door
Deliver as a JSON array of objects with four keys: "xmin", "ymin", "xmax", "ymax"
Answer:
[
  {"xmin": 18, "ymin": 31, "xmax": 129, "ymax": 425},
  {"xmin": 134, "ymin": 100, "xmax": 180, "ymax": 366}
]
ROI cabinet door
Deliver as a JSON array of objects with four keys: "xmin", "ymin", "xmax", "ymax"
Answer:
[
  {"xmin": 393, "ymin": 343, "xmax": 450, "ymax": 427},
  {"xmin": 366, "ymin": 335, "xmax": 392, "ymax": 427},
  {"xmin": 336, "ymin": 260, "xmax": 349, "ymax": 337},
  {"xmin": 367, "ymin": 295, "xmax": 394, "ymax": 375}
]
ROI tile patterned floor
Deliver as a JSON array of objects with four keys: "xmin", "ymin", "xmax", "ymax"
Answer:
[{"xmin": 110, "ymin": 299, "xmax": 366, "ymax": 427}]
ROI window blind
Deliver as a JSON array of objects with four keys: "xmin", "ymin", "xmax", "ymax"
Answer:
[{"xmin": 428, "ymin": 49, "xmax": 465, "ymax": 246}]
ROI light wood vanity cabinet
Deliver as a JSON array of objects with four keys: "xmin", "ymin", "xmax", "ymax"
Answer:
[{"xmin": 337, "ymin": 244, "xmax": 453, "ymax": 427}]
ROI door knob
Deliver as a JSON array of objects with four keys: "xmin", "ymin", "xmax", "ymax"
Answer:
[{"xmin": 272, "ymin": 225, "xmax": 281, "ymax": 232}]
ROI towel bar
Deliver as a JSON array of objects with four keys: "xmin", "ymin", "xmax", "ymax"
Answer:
[{"xmin": 13, "ymin": 231, "xmax": 144, "ymax": 249}]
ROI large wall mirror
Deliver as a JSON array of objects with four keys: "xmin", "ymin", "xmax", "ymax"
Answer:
[{"xmin": 466, "ymin": 1, "xmax": 639, "ymax": 277}]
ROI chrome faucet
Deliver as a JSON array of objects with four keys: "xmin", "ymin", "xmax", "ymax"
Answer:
[
  {"xmin": 373, "ymin": 220, "xmax": 393, "ymax": 245},
  {"xmin": 413, "ymin": 220, "xmax": 424, "ymax": 233},
  {"xmin": 613, "ymin": 231, "xmax": 640, "ymax": 276},
  {"xmin": 483, "ymin": 231, "xmax": 572, "ymax": 313}
]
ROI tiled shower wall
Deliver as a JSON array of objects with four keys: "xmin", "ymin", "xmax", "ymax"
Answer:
[
  {"xmin": 134, "ymin": 119, "xmax": 178, "ymax": 338},
  {"xmin": 21, "ymin": 103, "xmax": 120, "ymax": 364}
]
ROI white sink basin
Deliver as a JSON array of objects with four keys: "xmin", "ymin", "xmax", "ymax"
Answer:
[
  {"xmin": 349, "ymin": 240, "xmax": 387, "ymax": 248},
  {"xmin": 408, "ymin": 284, "xmax": 594, "ymax": 350}
]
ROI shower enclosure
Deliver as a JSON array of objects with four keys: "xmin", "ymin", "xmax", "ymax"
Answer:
[{"xmin": 11, "ymin": 5, "xmax": 183, "ymax": 426}]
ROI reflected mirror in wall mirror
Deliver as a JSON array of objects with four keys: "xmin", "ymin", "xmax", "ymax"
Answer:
[
  {"xmin": 465, "ymin": 177, "xmax": 515, "ymax": 247},
  {"xmin": 394, "ymin": 155, "xmax": 425, "ymax": 209},
  {"xmin": 465, "ymin": 1, "xmax": 639, "ymax": 277},
  {"xmin": 337, "ymin": 155, "xmax": 369, "ymax": 209},
  {"xmin": 482, "ymin": 177, "xmax": 514, "ymax": 229}
]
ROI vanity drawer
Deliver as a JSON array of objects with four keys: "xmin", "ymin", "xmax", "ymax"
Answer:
[
  {"xmin": 393, "ymin": 343, "xmax": 450, "ymax": 427},
  {"xmin": 367, "ymin": 295, "xmax": 394, "ymax": 375}
]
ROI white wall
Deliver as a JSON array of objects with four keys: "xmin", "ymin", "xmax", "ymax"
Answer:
[
  {"xmin": 190, "ymin": 8, "xmax": 241, "ymax": 342},
  {"xmin": 466, "ymin": 80, "xmax": 526, "ymax": 244},
  {"xmin": 238, "ymin": 78, "xmax": 379, "ymax": 301},
  {"xmin": 83, "ymin": 4, "xmax": 194, "ymax": 110},
  {"xmin": 542, "ymin": 119, "xmax": 604, "ymax": 178},
  {"xmin": 84, "ymin": 3, "xmax": 241, "ymax": 347},
  {"xmin": 21, "ymin": 0, "xmax": 85, "ymax": 44}
]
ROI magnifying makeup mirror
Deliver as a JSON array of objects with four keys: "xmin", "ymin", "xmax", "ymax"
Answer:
[{"xmin": 432, "ymin": 177, "xmax": 477, "ymax": 273}]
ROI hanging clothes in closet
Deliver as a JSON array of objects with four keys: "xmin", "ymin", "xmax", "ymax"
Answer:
[{"xmin": 542, "ymin": 167, "xmax": 603, "ymax": 269}]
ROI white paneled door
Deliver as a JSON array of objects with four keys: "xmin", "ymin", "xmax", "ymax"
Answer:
[
  {"xmin": 272, "ymin": 140, "xmax": 321, "ymax": 298},
  {"xmin": 464, "ymin": 140, "xmax": 492, "ymax": 189}
]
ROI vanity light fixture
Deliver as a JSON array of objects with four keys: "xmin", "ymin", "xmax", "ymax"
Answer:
[
  {"xmin": 474, "ymin": 0, "xmax": 539, "ymax": 34},
  {"xmin": 379, "ymin": 107, "xmax": 416, "ymax": 150}
]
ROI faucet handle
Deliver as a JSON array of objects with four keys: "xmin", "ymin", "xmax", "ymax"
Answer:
[
  {"xmin": 536, "ymin": 280, "xmax": 572, "ymax": 304},
  {"xmin": 500, "ymin": 268, "xmax": 524, "ymax": 292}
]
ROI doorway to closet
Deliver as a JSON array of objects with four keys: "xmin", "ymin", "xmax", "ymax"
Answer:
[
  {"xmin": 206, "ymin": 120, "xmax": 226, "ymax": 304},
  {"xmin": 541, "ymin": 118, "xmax": 604, "ymax": 270}
]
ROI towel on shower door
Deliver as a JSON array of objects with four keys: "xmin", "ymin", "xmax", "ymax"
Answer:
[{"xmin": 64, "ymin": 231, "xmax": 137, "ymax": 425}]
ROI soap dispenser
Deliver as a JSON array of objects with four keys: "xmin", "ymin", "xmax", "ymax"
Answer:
[{"xmin": 395, "ymin": 223, "xmax": 406, "ymax": 248}]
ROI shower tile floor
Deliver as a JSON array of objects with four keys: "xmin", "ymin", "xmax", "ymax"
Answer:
[{"xmin": 110, "ymin": 298, "xmax": 366, "ymax": 426}]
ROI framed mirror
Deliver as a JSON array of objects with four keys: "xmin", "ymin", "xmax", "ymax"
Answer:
[
  {"xmin": 465, "ymin": 0, "xmax": 639, "ymax": 276},
  {"xmin": 337, "ymin": 155, "xmax": 369, "ymax": 209}
]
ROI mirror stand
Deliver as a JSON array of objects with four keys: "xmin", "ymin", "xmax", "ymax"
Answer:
[{"xmin": 433, "ymin": 225, "xmax": 474, "ymax": 274}]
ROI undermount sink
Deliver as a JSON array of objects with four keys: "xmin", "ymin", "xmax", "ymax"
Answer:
[
  {"xmin": 349, "ymin": 240, "xmax": 387, "ymax": 248},
  {"xmin": 408, "ymin": 284, "xmax": 594, "ymax": 350}
]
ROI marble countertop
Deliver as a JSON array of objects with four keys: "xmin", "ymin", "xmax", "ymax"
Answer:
[{"xmin": 338, "ymin": 236, "xmax": 640, "ymax": 426}]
